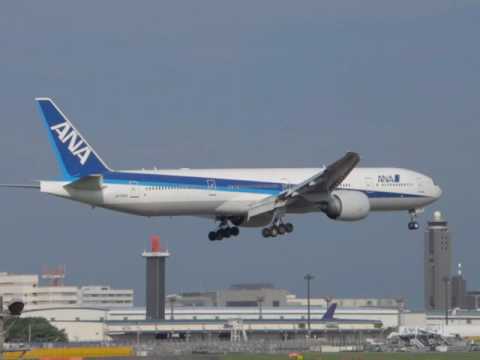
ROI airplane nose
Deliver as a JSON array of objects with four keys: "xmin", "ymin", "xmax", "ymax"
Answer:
[{"xmin": 434, "ymin": 185, "xmax": 442, "ymax": 199}]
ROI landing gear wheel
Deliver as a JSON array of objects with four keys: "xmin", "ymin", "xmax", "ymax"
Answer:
[
  {"xmin": 231, "ymin": 226, "xmax": 240, "ymax": 237},
  {"xmin": 262, "ymin": 228, "xmax": 271, "ymax": 238},
  {"xmin": 408, "ymin": 222, "xmax": 420, "ymax": 230},
  {"xmin": 222, "ymin": 227, "xmax": 232, "ymax": 238},
  {"xmin": 278, "ymin": 224, "xmax": 286, "ymax": 235},
  {"xmin": 285, "ymin": 223, "xmax": 294, "ymax": 233},
  {"xmin": 270, "ymin": 226, "xmax": 279, "ymax": 237},
  {"xmin": 215, "ymin": 230, "xmax": 224, "ymax": 241},
  {"xmin": 208, "ymin": 231, "xmax": 217, "ymax": 241},
  {"xmin": 408, "ymin": 209, "xmax": 421, "ymax": 231}
]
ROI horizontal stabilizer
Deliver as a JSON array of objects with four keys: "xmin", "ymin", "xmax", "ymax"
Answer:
[
  {"xmin": 0, "ymin": 184, "xmax": 40, "ymax": 189},
  {"xmin": 64, "ymin": 175, "xmax": 104, "ymax": 190}
]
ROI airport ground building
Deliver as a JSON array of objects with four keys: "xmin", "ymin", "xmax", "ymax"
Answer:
[
  {"xmin": 21, "ymin": 306, "xmax": 393, "ymax": 342},
  {"xmin": 20, "ymin": 305, "xmax": 480, "ymax": 343},
  {"xmin": 0, "ymin": 273, "xmax": 134, "ymax": 309},
  {"xmin": 402, "ymin": 310, "xmax": 480, "ymax": 339},
  {"xmin": 171, "ymin": 284, "xmax": 403, "ymax": 310}
]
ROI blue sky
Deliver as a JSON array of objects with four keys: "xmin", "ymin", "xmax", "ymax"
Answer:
[{"xmin": 1, "ymin": 1, "xmax": 479, "ymax": 309}]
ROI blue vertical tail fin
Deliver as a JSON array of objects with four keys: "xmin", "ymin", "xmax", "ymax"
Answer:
[
  {"xmin": 322, "ymin": 303, "xmax": 337, "ymax": 321},
  {"xmin": 36, "ymin": 98, "xmax": 111, "ymax": 179}
]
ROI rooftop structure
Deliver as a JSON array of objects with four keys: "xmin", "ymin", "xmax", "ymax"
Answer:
[
  {"xmin": 42, "ymin": 265, "xmax": 65, "ymax": 287},
  {"xmin": 172, "ymin": 288, "xmax": 403, "ymax": 310}
]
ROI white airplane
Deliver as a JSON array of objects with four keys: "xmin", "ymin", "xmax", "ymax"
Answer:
[{"xmin": 1, "ymin": 98, "xmax": 442, "ymax": 241}]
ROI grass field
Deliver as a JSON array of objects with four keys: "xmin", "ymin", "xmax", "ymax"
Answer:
[{"xmin": 222, "ymin": 353, "xmax": 480, "ymax": 360}]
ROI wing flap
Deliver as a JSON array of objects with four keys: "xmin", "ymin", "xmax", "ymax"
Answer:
[{"xmin": 247, "ymin": 196, "xmax": 286, "ymax": 220}]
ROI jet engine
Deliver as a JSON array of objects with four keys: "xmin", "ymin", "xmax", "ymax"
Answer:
[{"xmin": 323, "ymin": 190, "xmax": 370, "ymax": 221}]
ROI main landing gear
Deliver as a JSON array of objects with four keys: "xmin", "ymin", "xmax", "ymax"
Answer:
[
  {"xmin": 408, "ymin": 209, "xmax": 420, "ymax": 230},
  {"xmin": 262, "ymin": 216, "xmax": 294, "ymax": 238},
  {"xmin": 208, "ymin": 218, "xmax": 240, "ymax": 241},
  {"xmin": 262, "ymin": 223, "xmax": 294, "ymax": 238}
]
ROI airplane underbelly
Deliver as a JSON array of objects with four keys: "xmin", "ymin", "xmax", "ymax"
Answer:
[
  {"xmin": 103, "ymin": 187, "xmax": 263, "ymax": 217},
  {"xmin": 369, "ymin": 197, "xmax": 430, "ymax": 211}
]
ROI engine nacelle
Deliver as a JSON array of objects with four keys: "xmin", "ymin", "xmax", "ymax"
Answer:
[{"xmin": 324, "ymin": 190, "xmax": 370, "ymax": 221}]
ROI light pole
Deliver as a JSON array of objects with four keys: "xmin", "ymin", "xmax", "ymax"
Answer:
[
  {"xmin": 443, "ymin": 276, "xmax": 450, "ymax": 326},
  {"xmin": 257, "ymin": 296, "xmax": 264, "ymax": 320},
  {"xmin": 324, "ymin": 296, "xmax": 333, "ymax": 309},
  {"xmin": 304, "ymin": 274, "xmax": 314, "ymax": 338},
  {"xmin": 396, "ymin": 297, "xmax": 405, "ymax": 329},
  {"xmin": 0, "ymin": 297, "xmax": 3, "ymax": 360},
  {"xmin": 168, "ymin": 296, "xmax": 177, "ymax": 321}
]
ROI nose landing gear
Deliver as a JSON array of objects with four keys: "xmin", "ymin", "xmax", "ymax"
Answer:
[
  {"xmin": 408, "ymin": 222, "xmax": 420, "ymax": 230},
  {"xmin": 408, "ymin": 209, "xmax": 420, "ymax": 230}
]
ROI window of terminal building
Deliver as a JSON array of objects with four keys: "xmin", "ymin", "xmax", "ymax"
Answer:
[
  {"xmin": 272, "ymin": 301, "xmax": 280, "ymax": 307},
  {"xmin": 226, "ymin": 301, "xmax": 258, "ymax": 307}
]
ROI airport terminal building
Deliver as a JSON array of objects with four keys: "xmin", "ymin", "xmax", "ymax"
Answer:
[
  {"xmin": 22, "ymin": 305, "xmax": 391, "ymax": 342},
  {"xmin": 20, "ymin": 305, "xmax": 480, "ymax": 343}
]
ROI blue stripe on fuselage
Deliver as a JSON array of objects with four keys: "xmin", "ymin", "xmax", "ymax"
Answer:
[
  {"xmin": 364, "ymin": 191, "xmax": 425, "ymax": 199},
  {"xmin": 103, "ymin": 172, "xmax": 283, "ymax": 195},
  {"xmin": 100, "ymin": 171, "xmax": 428, "ymax": 198}
]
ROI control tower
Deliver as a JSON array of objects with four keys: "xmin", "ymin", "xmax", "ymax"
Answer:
[
  {"xmin": 424, "ymin": 211, "xmax": 451, "ymax": 311},
  {"xmin": 142, "ymin": 236, "xmax": 170, "ymax": 320}
]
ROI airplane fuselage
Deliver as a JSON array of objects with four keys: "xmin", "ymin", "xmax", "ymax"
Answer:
[{"xmin": 40, "ymin": 167, "xmax": 441, "ymax": 223}]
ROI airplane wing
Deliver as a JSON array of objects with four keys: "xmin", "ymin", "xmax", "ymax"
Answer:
[
  {"xmin": 282, "ymin": 151, "xmax": 360, "ymax": 198},
  {"xmin": 247, "ymin": 152, "xmax": 360, "ymax": 219}
]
